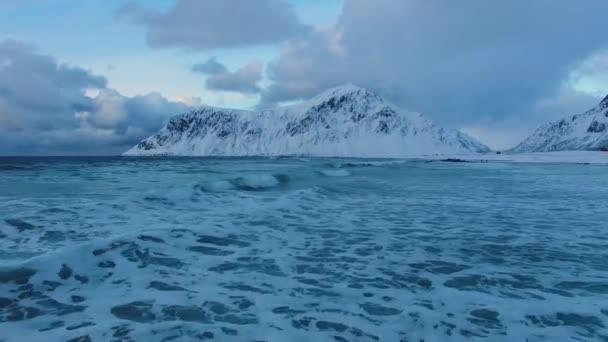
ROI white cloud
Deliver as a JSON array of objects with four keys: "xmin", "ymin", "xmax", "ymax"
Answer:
[{"xmin": 570, "ymin": 50, "xmax": 608, "ymax": 96}]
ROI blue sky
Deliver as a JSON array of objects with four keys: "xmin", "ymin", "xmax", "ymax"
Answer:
[{"xmin": 0, "ymin": 0, "xmax": 607, "ymax": 154}]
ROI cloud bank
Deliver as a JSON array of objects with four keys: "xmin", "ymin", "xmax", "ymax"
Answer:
[{"xmin": 0, "ymin": 39, "xmax": 189, "ymax": 155}]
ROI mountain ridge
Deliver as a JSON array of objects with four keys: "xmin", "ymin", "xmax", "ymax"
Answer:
[
  {"xmin": 125, "ymin": 84, "xmax": 491, "ymax": 157},
  {"xmin": 511, "ymin": 94, "xmax": 608, "ymax": 152}
]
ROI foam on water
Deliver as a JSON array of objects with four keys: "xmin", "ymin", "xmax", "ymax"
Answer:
[
  {"xmin": 0, "ymin": 156, "xmax": 607, "ymax": 341},
  {"xmin": 230, "ymin": 174, "xmax": 289, "ymax": 191},
  {"xmin": 319, "ymin": 169, "xmax": 351, "ymax": 177}
]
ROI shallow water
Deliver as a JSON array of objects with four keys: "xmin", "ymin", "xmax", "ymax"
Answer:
[{"xmin": 0, "ymin": 157, "xmax": 607, "ymax": 341}]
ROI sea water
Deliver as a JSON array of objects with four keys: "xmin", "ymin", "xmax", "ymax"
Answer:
[{"xmin": 0, "ymin": 157, "xmax": 606, "ymax": 341}]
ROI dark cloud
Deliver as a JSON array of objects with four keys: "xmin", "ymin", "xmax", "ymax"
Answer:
[
  {"xmin": 261, "ymin": 0, "xmax": 608, "ymax": 143},
  {"xmin": 0, "ymin": 39, "xmax": 189, "ymax": 155},
  {"xmin": 0, "ymin": 39, "xmax": 106, "ymax": 131},
  {"xmin": 193, "ymin": 58, "xmax": 264, "ymax": 94},
  {"xmin": 192, "ymin": 57, "xmax": 227, "ymax": 75},
  {"xmin": 121, "ymin": 0, "xmax": 310, "ymax": 50},
  {"xmin": 0, "ymin": 128, "xmax": 146, "ymax": 156},
  {"xmin": 122, "ymin": 92, "xmax": 190, "ymax": 132}
]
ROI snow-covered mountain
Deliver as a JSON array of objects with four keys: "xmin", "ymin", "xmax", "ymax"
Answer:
[
  {"xmin": 124, "ymin": 84, "xmax": 491, "ymax": 157},
  {"xmin": 511, "ymin": 94, "xmax": 608, "ymax": 153}
]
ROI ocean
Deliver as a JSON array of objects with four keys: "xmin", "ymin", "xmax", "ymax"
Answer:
[{"xmin": 0, "ymin": 157, "xmax": 607, "ymax": 341}]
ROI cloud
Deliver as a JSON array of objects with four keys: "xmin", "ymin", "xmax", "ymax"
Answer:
[
  {"xmin": 83, "ymin": 89, "xmax": 190, "ymax": 133},
  {"xmin": 0, "ymin": 39, "xmax": 189, "ymax": 155},
  {"xmin": 193, "ymin": 58, "xmax": 264, "ymax": 94},
  {"xmin": 261, "ymin": 0, "xmax": 608, "ymax": 147},
  {"xmin": 192, "ymin": 57, "xmax": 227, "ymax": 75},
  {"xmin": 0, "ymin": 127, "xmax": 147, "ymax": 156},
  {"xmin": 120, "ymin": 0, "xmax": 310, "ymax": 50},
  {"xmin": 569, "ymin": 50, "xmax": 608, "ymax": 96},
  {"xmin": 0, "ymin": 39, "xmax": 106, "ymax": 131},
  {"xmin": 87, "ymin": 89, "xmax": 128, "ymax": 130}
]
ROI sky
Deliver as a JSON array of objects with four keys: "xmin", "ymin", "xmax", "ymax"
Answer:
[{"xmin": 1, "ymin": 0, "xmax": 607, "ymax": 155}]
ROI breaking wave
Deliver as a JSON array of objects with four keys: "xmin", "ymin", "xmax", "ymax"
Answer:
[
  {"xmin": 319, "ymin": 169, "xmax": 351, "ymax": 177},
  {"xmin": 230, "ymin": 174, "xmax": 290, "ymax": 191}
]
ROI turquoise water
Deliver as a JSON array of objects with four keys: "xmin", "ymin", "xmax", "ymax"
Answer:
[{"xmin": 0, "ymin": 157, "xmax": 607, "ymax": 341}]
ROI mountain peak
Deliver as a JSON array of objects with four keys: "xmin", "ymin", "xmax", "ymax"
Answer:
[
  {"xmin": 326, "ymin": 83, "xmax": 368, "ymax": 93},
  {"xmin": 600, "ymin": 93, "xmax": 608, "ymax": 109},
  {"xmin": 309, "ymin": 84, "xmax": 381, "ymax": 105}
]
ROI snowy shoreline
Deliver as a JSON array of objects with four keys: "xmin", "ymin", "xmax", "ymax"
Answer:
[
  {"xmin": 122, "ymin": 151, "xmax": 608, "ymax": 165},
  {"xmin": 417, "ymin": 151, "xmax": 608, "ymax": 165}
]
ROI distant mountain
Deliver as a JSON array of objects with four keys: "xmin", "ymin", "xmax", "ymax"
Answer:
[
  {"xmin": 124, "ymin": 84, "xmax": 491, "ymax": 157},
  {"xmin": 511, "ymin": 94, "xmax": 608, "ymax": 152}
]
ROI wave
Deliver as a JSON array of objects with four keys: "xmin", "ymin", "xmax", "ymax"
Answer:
[
  {"xmin": 320, "ymin": 159, "xmax": 409, "ymax": 170},
  {"xmin": 199, "ymin": 180, "xmax": 236, "ymax": 192},
  {"xmin": 231, "ymin": 174, "xmax": 290, "ymax": 191},
  {"xmin": 0, "ymin": 164, "xmax": 39, "ymax": 171},
  {"xmin": 197, "ymin": 174, "xmax": 292, "ymax": 193},
  {"xmin": 319, "ymin": 169, "xmax": 351, "ymax": 177}
]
